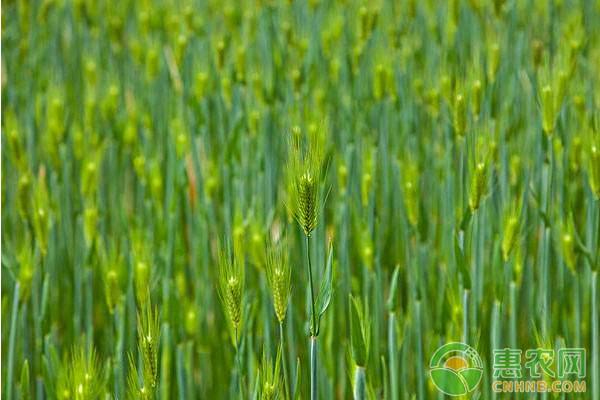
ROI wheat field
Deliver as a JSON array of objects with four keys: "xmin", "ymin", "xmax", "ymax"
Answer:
[{"xmin": 1, "ymin": 0, "xmax": 600, "ymax": 399}]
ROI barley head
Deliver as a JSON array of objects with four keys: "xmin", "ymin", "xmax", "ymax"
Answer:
[
  {"xmin": 260, "ymin": 346, "xmax": 282, "ymax": 400},
  {"xmin": 441, "ymin": 74, "xmax": 452, "ymax": 102},
  {"xmin": 184, "ymin": 304, "xmax": 198, "ymax": 337},
  {"xmin": 338, "ymin": 160, "xmax": 348, "ymax": 196},
  {"xmin": 512, "ymin": 245, "xmax": 524, "ymax": 285},
  {"xmin": 249, "ymin": 218, "xmax": 268, "ymax": 271},
  {"xmin": 83, "ymin": 203, "xmax": 98, "ymax": 248},
  {"xmin": 81, "ymin": 159, "xmax": 99, "ymax": 197},
  {"xmin": 401, "ymin": 159, "xmax": 419, "ymax": 227},
  {"xmin": 487, "ymin": 42, "xmax": 500, "ymax": 83},
  {"xmin": 57, "ymin": 345, "xmax": 105, "ymax": 400},
  {"xmin": 469, "ymin": 161, "xmax": 489, "ymax": 212},
  {"xmin": 137, "ymin": 302, "xmax": 161, "ymax": 388},
  {"xmin": 562, "ymin": 232, "xmax": 576, "ymax": 274},
  {"xmin": 226, "ymin": 276, "xmax": 243, "ymax": 328},
  {"xmin": 17, "ymin": 173, "xmax": 31, "ymax": 218},
  {"xmin": 502, "ymin": 213, "xmax": 520, "ymax": 262},
  {"xmin": 361, "ymin": 232, "xmax": 374, "ymax": 271},
  {"xmin": 218, "ymin": 243, "xmax": 245, "ymax": 337},
  {"xmin": 297, "ymin": 171, "xmax": 317, "ymax": 235},
  {"xmin": 126, "ymin": 354, "xmax": 152, "ymax": 400},
  {"xmin": 361, "ymin": 145, "xmax": 376, "ymax": 206},
  {"xmin": 31, "ymin": 175, "xmax": 50, "ymax": 256},
  {"xmin": 266, "ymin": 238, "xmax": 291, "ymax": 324},
  {"xmin": 558, "ymin": 213, "xmax": 577, "ymax": 275},
  {"xmin": 569, "ymin": 135, "xmax": 582, "ymax": 173},
  {"xmin": 453, "ymin": 93, "xmax": 467, "ymax": 138},
  {"xmin": 541, "ymin": 84, "xmax": 556, "ymax": 135},
  {"xmin": 104, "ymin": 268, "xmax": 120, "ymax": 313},
  {"xmin": 472, "ymin": 79, "xmax": 482, "ymax": 118},
  {"xmin": 17, "ymin": 240, "xmax": 34, "ymax": 304},
  {"xmin": 287, "ymin": 124, "xmax": 326, "ymax": 237},
  {"xmin": 134, "ymin": 261, "xmax": 150, "ymax": 305}
]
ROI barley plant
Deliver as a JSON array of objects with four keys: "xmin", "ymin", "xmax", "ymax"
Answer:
[{"xmin": 2, "ymin": 0, "xmax": 600, "ymax": 399}]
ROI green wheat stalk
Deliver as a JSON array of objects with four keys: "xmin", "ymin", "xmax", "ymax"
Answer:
[
  {"xmin": 266, "ymin": 237, "xmax": 292, "ymax": 399},
  {"xmin": 217, "ymin": 241, "xmax": 245, "ymax": 399},
  {"xmin": 287, "ymin": 124, "xmax": 328, "ymax": 400}
]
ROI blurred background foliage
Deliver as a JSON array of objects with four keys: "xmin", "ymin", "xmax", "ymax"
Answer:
[{"xmin": 1, "ymin": 0, "xmax": 600, "ymax": 398}]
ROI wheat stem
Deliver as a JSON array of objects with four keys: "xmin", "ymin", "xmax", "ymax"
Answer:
[
  {"xmin": 592, "ymin": 271, "xmax": 599, "ymax": 400},
  {"xmin": 415, "ymin": 300, "xmax": 424, "ymax": 400},
  {"xmin": 7, "ymin": 282, "xmax": 20, "ymax": 400},
  {"xmin": 115, "ymin": 303, "xmax": 125, "ymax": 398},
  {"xmin": 306, "ymin": 235, "xmax": 317, "ymax": 336},
  {"xmin": 74, "ymin": 253, "xmax": 82, "ymax": 338},
  {"xmin": 462, "ymin": 289, "xmax": 469, "ymax": 344},
  {"xmin": 388, "ymin": 312, "xmax": 399, "ymax": 400},
  {"xmin": 306, "ymin": 234, "xmax": 318, "ymax": 399},
  {"xmin": 491, "ymin": 300, "xmax": 500, "ymax": 400},
  {"xmin": 235, "ymin": 327, "xmax": 244, "ymax": 400},
  {"xmin": 540, "ymin": 140, "xmax": 552, "ymax": 337},
  {"xmin": 509, "ymin": 282, "xmax": 517, "ymax": 349},
  {"xmin": 310, "ymin": 335, "xmax": 318, "ymax": 400},
  {"xmin": 279, "ymin": 322, "xmax": 290, "ymax": 400},
  {"xmin": 353, "ymin": 366, "xmax": 366, "ymax": 400},
  {"xmin": 575, "ymin": 276, "xmax": 581, "ymax": 346}
]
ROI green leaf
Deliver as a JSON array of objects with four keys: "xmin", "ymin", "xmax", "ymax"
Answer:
[
  {"xmin": 386, "ymin": 265, "xmax": 400, "ymax": 311},
  {"xmin": 350, "ymin": 295, "xmax": 367, "ymax": 367},
  {"xmin": 293, "ymin": 358, "xmax": 301, "ymax": 400},
  {"xmin": 274, "ymin": 342, "xmax": 282, "ymax": 382},
  {"xmin": 41, "ymin": 356, "xmax": 56, "ymax": 397},
  {"xmin": 20, "ymin": 359, "xmax": 30, "ymax": 400},
  {"xmin": 316, "ymin": 243, "xmax": 334, "ymax": 332},
  {"xmin": 381, "ymin": 355, "xmax": 389, "ymax": 400},
  {"xmin": 454, "ymin": 231, "xmax": 471, "ymax": 289},
  {"xmin": 459, "ymin": 206, "xmax": 473, "ymax": 231}
]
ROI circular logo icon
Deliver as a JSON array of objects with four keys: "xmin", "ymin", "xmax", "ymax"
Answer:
[{"xmin": 429, "ymin": 342, "xmax": 483, "ymax": 396}]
